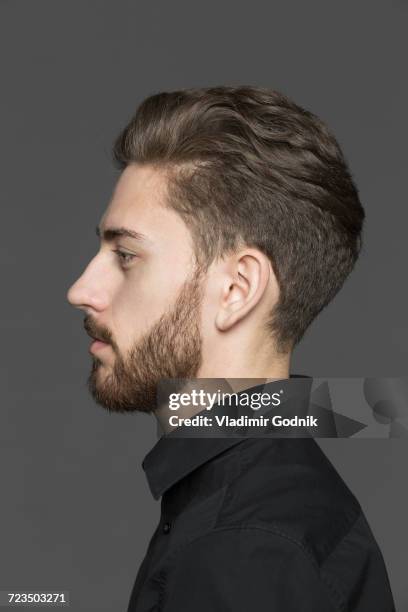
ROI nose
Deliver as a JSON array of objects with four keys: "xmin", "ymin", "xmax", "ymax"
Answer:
[{"xmin": 66, "ymin": 257, "xmax": 110, "ymax": 313}]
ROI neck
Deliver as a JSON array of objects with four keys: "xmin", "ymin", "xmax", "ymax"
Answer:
[
  {"xmin": 153, "ymin": 343, "xmax": 292, "ymax": 434},
  {"xmin": 199, "ymin": 333, "xmax": 291, "ymax": 378}
]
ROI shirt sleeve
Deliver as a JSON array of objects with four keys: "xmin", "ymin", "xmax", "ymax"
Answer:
[{"xmin": 161, "ymin": 527, "xmax": 338, "ymax": 611}]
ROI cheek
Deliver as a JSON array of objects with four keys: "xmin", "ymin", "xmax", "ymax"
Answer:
[{"xmin": 110, "ymin": 269, "xmax": 184, "ymax": 347}]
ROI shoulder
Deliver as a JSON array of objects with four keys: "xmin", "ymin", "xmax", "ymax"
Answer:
[
  {"xmin": 162, "ymin": 438, "xmax": 394, "ymax": 611},
  {"xmin": 216, "ymin": 437, "xmax": 362, "ymax": 565},
  {"xmin": 161, "ymin": 525, "xmax": 340, "ymax": 611}
]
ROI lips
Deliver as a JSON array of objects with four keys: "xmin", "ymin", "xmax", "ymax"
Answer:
[
  {"xmin": 84, "ymin": 318, "xmax": 110, "ymax": 345},
  {"xmin": 91, "ymin": 335, "xmax": 108, "ymax": 344},
  {"xmin": 86, "ymin": 331, "xmax": 108, "ymax": 344}
]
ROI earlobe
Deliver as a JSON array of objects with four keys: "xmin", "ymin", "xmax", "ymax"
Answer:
[
  {"xmin": 214, "ymin": 250, "xmax": 273, "ymax": 333},
  {"xmin": 215, "ymin": 298, "xmax": 242, "ymax": 332}
]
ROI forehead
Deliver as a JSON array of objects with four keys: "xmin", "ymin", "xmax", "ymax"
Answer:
[
  {"xmin": 100, "ymin": 163, "xmax": 169, "ymax": 230},
  {"xmin": 99, "ymin": 164, "xmax": 195, "ymax": 264}
]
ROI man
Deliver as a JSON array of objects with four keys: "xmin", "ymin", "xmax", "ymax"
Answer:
[{"xmin": 67, "ymin": 86, "xmax": 395, "ymax": 610}]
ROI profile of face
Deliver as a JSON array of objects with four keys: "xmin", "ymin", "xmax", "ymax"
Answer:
[{"xmin": 66, "ymin": 164, "xmax": 205, "ymax": 414}]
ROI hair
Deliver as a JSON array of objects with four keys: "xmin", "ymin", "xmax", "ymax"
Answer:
[{"xmin": 112, "ymin": 86, "xmax": 365, "ymax": 353}]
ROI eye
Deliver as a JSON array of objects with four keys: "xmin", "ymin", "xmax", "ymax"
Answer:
[{"xmin": 112, "ymin": 249, "xmax": 137, "ymax": 267}]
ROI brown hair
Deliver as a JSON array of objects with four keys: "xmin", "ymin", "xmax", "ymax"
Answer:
[{"xmin": 112, "ymin": 86, "xmax": 365, "ymax": 353}]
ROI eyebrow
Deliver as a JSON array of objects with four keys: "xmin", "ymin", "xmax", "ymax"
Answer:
[{"xmin": 96, "ymin": 225, "xmax": 150, "ymax": 244}]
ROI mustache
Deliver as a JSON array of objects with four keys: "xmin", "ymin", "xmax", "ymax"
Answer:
[{"xmin": 84, "ymin": 316, "xmax": 112, "ymax": 344}]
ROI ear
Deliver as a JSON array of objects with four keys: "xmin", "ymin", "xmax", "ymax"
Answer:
[{"xmin": 215, "ymin": 249, "xmax": 278, "ymax": 332}]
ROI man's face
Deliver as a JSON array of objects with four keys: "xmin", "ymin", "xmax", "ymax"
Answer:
[{"xmin": 66, "ymin": 163, "xmax": 204, "ymax": 413}]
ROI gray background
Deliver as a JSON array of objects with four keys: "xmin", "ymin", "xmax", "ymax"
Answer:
[{"xmin": 0, "ymin": 1, "xmax": 407, "ymax": 610}]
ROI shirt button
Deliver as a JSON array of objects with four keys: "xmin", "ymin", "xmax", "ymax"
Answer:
[{"xmin": 163, "ymin": 522, "xmax": 171, "ymax": 534}]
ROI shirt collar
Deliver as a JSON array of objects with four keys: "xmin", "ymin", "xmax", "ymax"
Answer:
[{"xmin": 142, "ymin": 375, "xmax": 312, "ymax": 500}]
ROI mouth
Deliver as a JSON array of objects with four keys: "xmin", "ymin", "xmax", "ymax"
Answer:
[
  {"xmin": 89, "ymin": 338, "xmax": 110, "ymax": 354},
  {"xmin": 85, "ymin": 330, "xmax": 111, "ymax": 353}
]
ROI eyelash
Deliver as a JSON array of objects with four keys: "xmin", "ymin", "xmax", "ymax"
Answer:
[{"xmin": 112, "ymin": 249, "xmax": 136, "ymax": 266}]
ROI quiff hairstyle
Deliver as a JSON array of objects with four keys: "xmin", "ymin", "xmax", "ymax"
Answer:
[{"xmin": 113, "ymin": 86, "xmax": 365, "ymax": 353}]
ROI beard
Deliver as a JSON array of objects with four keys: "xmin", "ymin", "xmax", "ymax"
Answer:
[{"xmin": 86, "ymin": 270, "xmax": 204, "ymax": 414}]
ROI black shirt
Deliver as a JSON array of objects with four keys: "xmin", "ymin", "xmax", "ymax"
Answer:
[{"xmin": 127, "ymin": 378, "xmax": 395, "ymax": 611}]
